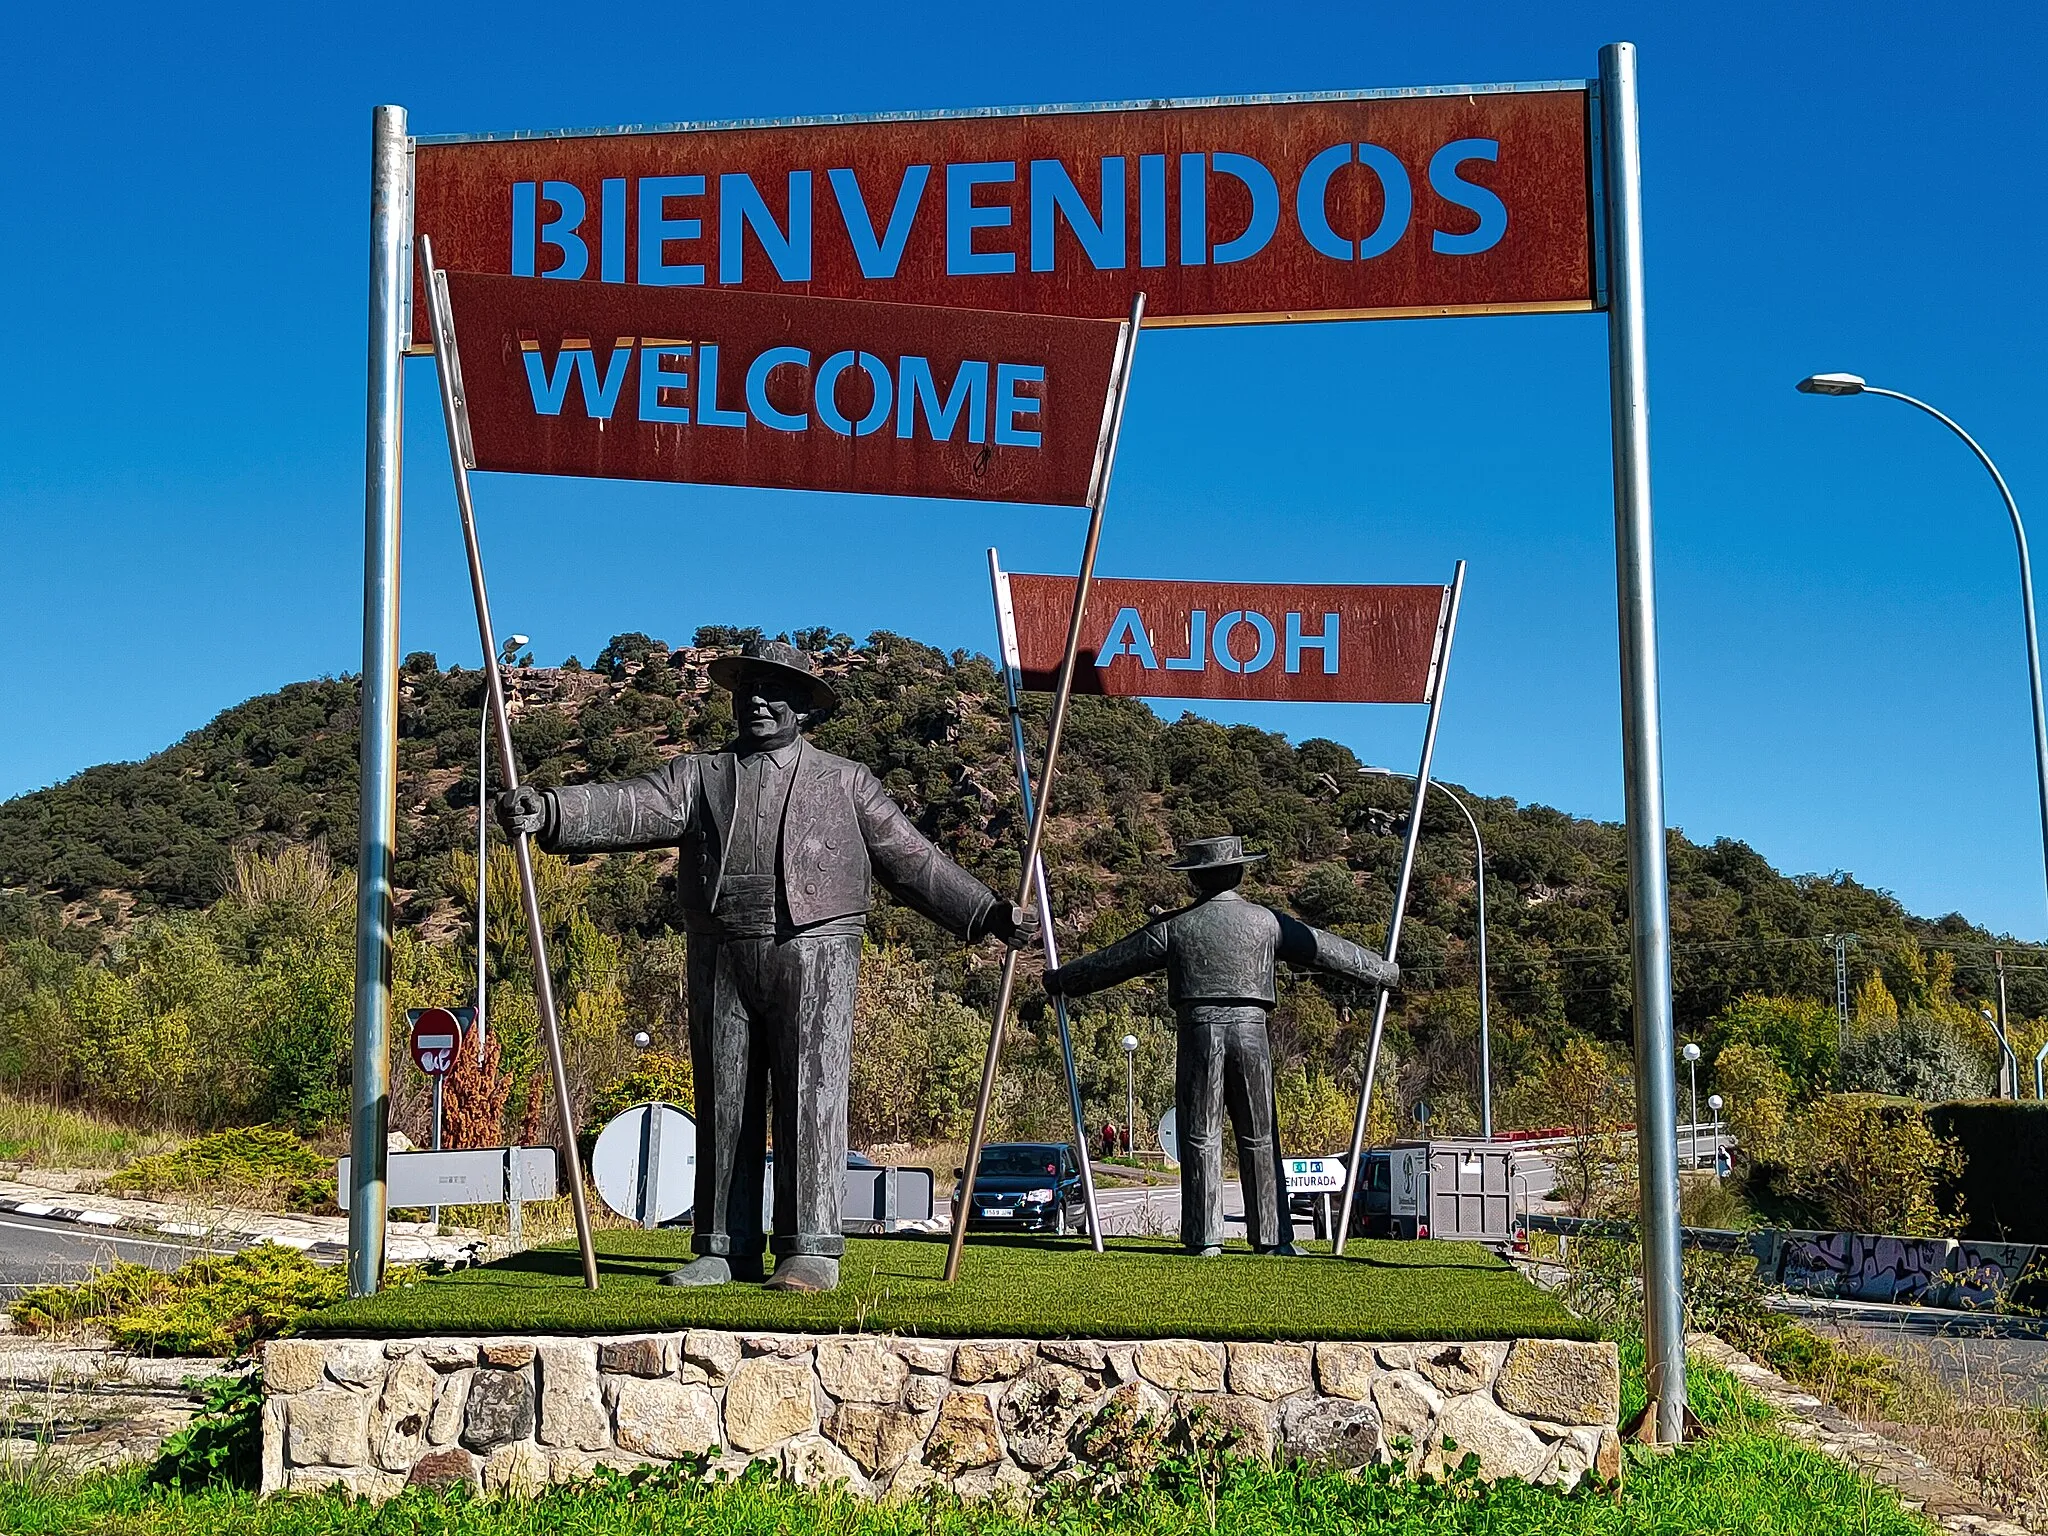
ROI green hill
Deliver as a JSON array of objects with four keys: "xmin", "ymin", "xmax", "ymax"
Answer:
[{"xmin": 0, "ymin": 627, "xmax": 2035, "ymax": 1142}]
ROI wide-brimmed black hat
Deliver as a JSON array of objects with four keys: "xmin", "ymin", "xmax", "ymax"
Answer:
[
  {"xmin": 706, "ymin": 638, "xmax": 839, "ymax": 719},
  {"xmin": 1165, "ymin": 835, "xmax": 1266, "ymax": 871}
]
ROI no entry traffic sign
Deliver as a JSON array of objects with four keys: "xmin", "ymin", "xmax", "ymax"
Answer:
[{"xmin": 408, "ymin": 1008, "xmax": 473, "ymax": 1077}]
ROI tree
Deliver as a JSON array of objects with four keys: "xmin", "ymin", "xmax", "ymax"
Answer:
[
  {"xmin": 1539, "ymin": 1036, "xmax": 1632, "ymax": 1216},
  {"xmin": 1783, "ymin": 1093, "xmax": 1966, "ymax": 1236},
  {"xmin": 1713, "ymin": 1042, "xmax": 1792, "ymax": 1169}
]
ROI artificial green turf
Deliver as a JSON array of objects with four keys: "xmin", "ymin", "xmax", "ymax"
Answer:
[{"xmin": 305, "ymin": 1233, "xmax": 1596, "ymax": 1342}]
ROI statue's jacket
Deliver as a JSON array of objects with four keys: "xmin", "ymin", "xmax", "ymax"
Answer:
[
  {"xmin": 541, "ymin": 739, "xmax": 1003, "ymax": 939},
  {"xmin": 1054, "ymin": 888, "xmax": 1392, "ymax": 1006}
]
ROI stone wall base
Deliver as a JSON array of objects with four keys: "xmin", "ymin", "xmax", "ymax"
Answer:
[{"xmin": 261, "ymin": 1330, "xmax": 1621, "ymax": 1502}]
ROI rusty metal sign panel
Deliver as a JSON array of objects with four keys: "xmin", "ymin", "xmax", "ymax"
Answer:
[
  {"xmin": 411, "ymin": 84, "xmax": 1594, "ymax": 351},
  {"xmin": 442, "ymin": 270, "xmax": 1125, "ymax": 506},
  {"xmin": 1002, "ymin": 573, "xmax": 1452, "ymax": 703}
]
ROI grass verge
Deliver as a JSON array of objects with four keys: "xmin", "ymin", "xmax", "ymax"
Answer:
[
  {"xmin": 0, "ymin": 1095, "xmax": 182, "ymax": 1170},
  {"xmin": 306, "ymin": 1232, "xmax": 1596, "ymax": 1343}
]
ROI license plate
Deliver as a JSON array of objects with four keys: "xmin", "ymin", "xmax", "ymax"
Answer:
[{"xmin": 979, "ymin": 1208, "xmax": 1012, "ymax": 1218}]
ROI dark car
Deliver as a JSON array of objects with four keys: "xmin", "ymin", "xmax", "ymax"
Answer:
[{"xmin": 958, "ymin": 1143, "xmax": 1089, "ymax": 1235}]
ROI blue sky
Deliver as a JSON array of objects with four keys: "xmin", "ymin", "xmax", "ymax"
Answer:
[{"xmin": 5, "ymin": 3, "xmax": 2045, "ymax": 936}]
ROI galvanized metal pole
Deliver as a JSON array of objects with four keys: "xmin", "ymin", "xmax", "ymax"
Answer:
[
  {"xmin": 418, "ymin": 239, "xmax": 602, "ymax": 1291},
  {"xmin": 944, "ymin": 294, "xmax": 1144, "ymax": 1285},
  {"xmin": 987, "ymin": 552, "xmax": 1105, "ymax": 1250},
  {"xmin": 1333, "ymin": 563, "xmax": 1464, "ymax": 1254},
  {"xmin": 348, "ymin": 104, "xmax": 409, "ymax": 1300},
  {"xmin": 1599, "ymin": 40, "xmax": 1686, "ymax": 1443}
]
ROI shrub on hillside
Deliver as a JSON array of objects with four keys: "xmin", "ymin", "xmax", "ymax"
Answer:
[
  {"xmin": 105, "ymin": 1125, "xmax": 329, "ymax": 1212},
  {"xmin": 1782, "ymin": 1093, "xmax": 1966, "ymax": 1237},
  {"xmin": 1840, "ymin": 1016, "xmax": 1995, "ymax": 1102}
]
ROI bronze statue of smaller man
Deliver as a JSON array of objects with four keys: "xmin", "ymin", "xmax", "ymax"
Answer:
[{"xmin": 1043, "ymin": 837, "xmax": 1398, "ymax": 1256}]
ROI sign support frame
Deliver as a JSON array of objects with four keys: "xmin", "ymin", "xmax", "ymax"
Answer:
[
  {"xmin": 987, "ymin": 551, "xmax": 1106, "ymax": 1253},
  {"xmin": 1332, "ymin": 562, "xmax": 1464, "ymax": 1252},
  {"xmin": 944, "ymin": 293, "xmax": 1145, "ymax": 1284},
  {"xmin": 1597, "ymin": 40, "xmax": 1685, "ymax": 1443},
  {"xmin": 417, "ymin": 236, "xmax": 602, "ymax": 1292},
  {"xmin": 348, "ymin": 104, "xmax": 409, "ymax": 1300}
]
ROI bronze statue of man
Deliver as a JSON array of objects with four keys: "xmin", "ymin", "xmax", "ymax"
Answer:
[
  {"xmin": 1043, "ymin": 837, "xmax": 1397, "ymax": 1257},
  {"xmin": 499, "ymin": 638, "xmax": 1033, "ymax": 1292}
]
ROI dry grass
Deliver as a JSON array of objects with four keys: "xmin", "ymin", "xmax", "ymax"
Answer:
[
  {"xmin": 0, "ymin": 1097, "xmax": 183, "ymax": 1174},
  {"xmin": 1794, "ymin": 1316, "xmax": 2048, "ymax": 1529}
]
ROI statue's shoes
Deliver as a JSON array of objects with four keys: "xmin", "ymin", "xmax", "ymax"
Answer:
[
  {"xmin": 764, "ymin": 1255, "xmax": 840, "ymax": 1292},
  {"xmin": 1192, "ymin": 1245, "xmax": 1224, "ymax": 1258},
  {"xmin": 659, "ymin": 1255, "xmax": 764, "ymax": 1287},
  {"xmin": 1262, "ymin": 1243, "xmax": 1307, "ymax": 1257}
]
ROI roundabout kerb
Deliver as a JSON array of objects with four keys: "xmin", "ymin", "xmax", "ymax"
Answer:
[{"xmin": 351, "ymin": 42, "xmax": 1687, "ymax": 1440}]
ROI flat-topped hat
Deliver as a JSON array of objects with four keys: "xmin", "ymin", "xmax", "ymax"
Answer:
[
  {"xmin": 706, "ymin": 637, "xmax": 839, "ymax": 719},
  {"xmin": 1165, "ymin": 835, "xmax": 1266, "ymax": 871}
]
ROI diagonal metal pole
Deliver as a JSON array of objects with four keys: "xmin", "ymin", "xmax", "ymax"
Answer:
[
  {"xmin": 944, "ymin": 293, "xmax": 1145, "ymax": 1284},
  {"xmin": 1334, "ymin": 562, "xmax": 1465, "ymax": 1255},
  {"xmin": 987, "ymin": 551, "xmax": 1104, "ymax": 1252},
  {"xmin": 418, "ymin": 237, "xmax": 600, "ymax": 1290}
]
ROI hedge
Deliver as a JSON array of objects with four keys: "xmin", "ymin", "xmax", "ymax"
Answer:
[{"xmin": 1926, "ymin": 1099, "xmax": 2048, "ymax": 1242}]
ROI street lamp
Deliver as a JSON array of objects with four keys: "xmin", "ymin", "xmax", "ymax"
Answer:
[
  {"xmin": 1797, "ymin": 374, "xmax": 2048, "ymax": 936},
  {"xmin": 1121, "ymin": 1034, "xmax": 1140, "ymax": 1156},
  {"xmin": 475, "ymin": 632, "xmax": 528, "ymax": 1057},
  {"xmin": 1361, "ymin": 767, "xmax": 1493, "ymax": 1137},
  {"xmin": 1706, "ymin": 1094, "xmax": 1724, "ymax": 1181},
  {"xmin": 1681, "ymin": 1042, "xmax": 1701, "ymax": 1170}
]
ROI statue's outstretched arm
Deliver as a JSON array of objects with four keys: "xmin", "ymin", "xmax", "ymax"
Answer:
[
  {"xmin": 545, "ymin": 756, "xmax": 700, "ymax": 854},
  {"xmin": 855, "ymin": 770, "xmax": 1005, "ymax": 940},
  {"xmin": 1276, "ymin": 912, "xmax": 1400, "ymax": 988},
  {"xmin": 1045, "ymin": 923, "xmax": 1170, "ymax": 998}
]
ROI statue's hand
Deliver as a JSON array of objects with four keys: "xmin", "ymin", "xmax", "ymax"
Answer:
[
  {"xmin": 497, "ymin": 785, "xmax": 549, "ymax": 839},
  {"xmin": 1378, "ymin": 959, "xmax": 1402, "ymax": 989},
  {"xmin": 991, "ymin": 901, "xmax": 1040, "ymax": 952},
  {"xmin": 1042, "ymin": 965, "xmax": 1066, "ymax": 999}
]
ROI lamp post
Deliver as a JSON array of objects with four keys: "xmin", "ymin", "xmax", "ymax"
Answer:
[
  {"xmin": 1121, "ymin": 1034, "xmax": 1140, "ymax": 1156},
  {"xmin": 1361, "ymin": 768, "xmax": 1493, "ymax": 1137},
  {"xmin": 475, "ymin": 633, "xmax": 528, "ymax": 1057},
  {"xmin": 1681, "ymin": 1042, "xmax": 1701, "ymax": 1170},
  {"xmin": 1706, "ymin": 1094, "xmax": 1724, "ymax": 1181},
  {"xmin": 1797, "ymin": 375, "xmax": 2048, "ymax": 936}
]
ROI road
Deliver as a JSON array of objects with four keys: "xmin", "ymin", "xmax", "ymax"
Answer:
[
  {"xmin": 0, "ymin": 1214, "xmax": 233, "ymax": 1297},
  {"xmin": 1775, "ymin": 1295, "xmax": 2048, "ymax": 1407}
]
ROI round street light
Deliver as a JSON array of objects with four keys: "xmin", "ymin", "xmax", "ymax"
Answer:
[
  {"xmin": 1120, "ymin": 1035, "xmax": 1140, "ymax": 1158},
  {"xmin": 1680, "ymin": 1042, "xmax": 1702, "ymax": 1170}
]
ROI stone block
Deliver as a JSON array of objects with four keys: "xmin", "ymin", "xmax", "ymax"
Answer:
[
  {"xmin": 428, "ymin": 1370, "xmax": 472, "ymax": 1447},
  {"xmin": 817, "ymin": 1339, "xmax": 908, "ymax": 1403},
  {"xmin": 897, "ymin": 1342, "xmax": 952, "ymax": 1375},
  {"xmin": 903, "ymin": 1374, "xmax": 946, "ymax": 1413},
  {"xmin": 481, "ymin": 1440, "xmax": 550, "ymax": 1496},
  {"xmin": 408, "ymin": 1447, "xmax": 479, "ymax": 1491},
  {"xmin": 1414, "ymin": 1343, "xmax": 1505, "ymax": 1396},
  {"xmin": 537, "ymin": 1342, "xmax": 611, "ymax": 1451},
  {"xmin": 1038, "ymin": 1340, "xmax": 1106, "ymax": 1372},
  {"xmin": 951, "ymin": 1459, "xmax": 1036, "ymax": 1506},
  {"xmin": 419, "ymin": 1341, "xmax": 481, "ymax": 1371},
  {"xmin": 826, "ymin": 1402, "xmax": 926, "ymax": 1475},
  {"xmin": 724, "ymin": 1355, "xmax": 818, "ymax": 1452},
  {"xmin": 615, "ymin": 1378, "xmax": 721, "ymax": 1459},
  {"xmin": 324, "ymin": 1342, "xmax": 386, "ymax": 1390},
  {"xmin": 370, "ymin": 1358, "xmax": 439, "ymax": 1471},
  {"xmin": 1428, "ymin": 1392, "xmax": 1546, "ymax": 1482},
  {"xmin": 782, "ymin": 1431, "xmax": 870, "ymax": 1492},
  {"xmin": 261, "ymin": 1397, "xmax": 286, "ymax": 1494},
  {"xmin": 461, "ymin": 1369, "xmax": 536, "ymax": 1453},
  {"xmin": 743, "ymin": 1333, "xmax": 817, "ymax": 1359},
  {"xmin": 998, "ymin": 1363, "xmax": 1090, "ymax": 1471},
  {"xmin": 1179, "ymin": 1393, "xmax": 1273, "ymax": 1460},
  {"xmin": 1279, "ymin": 1396, "xmax": 1382, "ymax": 1469},
  {"xmin": 1314, "ymin": 1342, "xmax": 1377, "ymax": 1400},
  {"xmin": 923, "ymin": 1390, "xmax": 1003, "ymax": 1473},
  {"xmin": 1370, "ymin": 1370, "xmax": 1443, "ymax": 1448},
  {"xmin": 287, "ymin": 1465, "xmax": 402, "ymax": 1500},
  {"xmin": 1135, "ymin": 1340, "xmax": 1224, "ymax": 1392},
  {"xmin": 598, "ymin": 1338, "xmax": 667, "ymax": 1378},
  {"xmin": 1493, "ymin": 1339, "xmax": 1620, "ymax": 1427},
  {"xmin": 1228, "ymin": 1342, "xmax": 1312, "ymax": 1401},
  {"xmin": 263, "ymin": 1340, "xmax": 326, "ymax": 1396},
  {"xmin": 952, "ymin": 1341, "xmax": 1035, "ymax": 1383},
  {"xmin": 883, "ymin": 1459, "xmax": 942, "ymax": 1502},
  {"xmin": 286, "ymin": 1389, "xmax": 369, "ymax": 1469},
  {"xmin": 482, "ymin": 1342, "xmax": 537, "ymax": 1369},
  {"xmin": 685, "ymin": 1329, "xmax": 744, "ymax": 1381},
  {"xmin": 1071, "ymin": 1380, "xmax": 1168, "ymax": 1471}
]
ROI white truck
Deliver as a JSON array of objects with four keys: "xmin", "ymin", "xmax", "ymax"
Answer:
[{"xmin": 1353, "ymin": 1138, "xmax": 1515, "ymax": 1243}]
